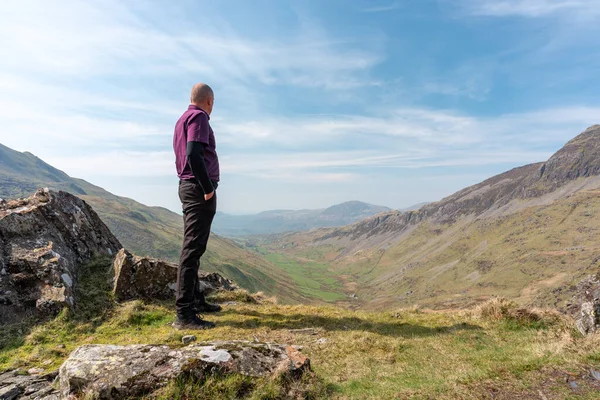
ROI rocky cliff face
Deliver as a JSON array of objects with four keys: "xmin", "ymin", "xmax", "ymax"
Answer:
[
  {"xmin": 541, "ymin": 125, "xmax": 600, "ymax": 186},
  {"xmin": 0, "ymin": 189, "xmax": 122, "ymax": 324}
]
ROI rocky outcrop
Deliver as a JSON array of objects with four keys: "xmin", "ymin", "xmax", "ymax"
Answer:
[
  {"xmin": 565, "ymin": 272, "xmax": 600, "ymax": 335},
  {"xmin": 112, "ymin": 249, "xmax": 237, "ymax": 301},
  {"xmin": 0, "ymin": 369, "xmax": 59, "ymax": 400},
  {"xmin": 541, "ymin": 125, "xmax": 600, "ymax": 186},
  {"xmin": 0, "ymin": 189, "xmax": 122, "ymax": 325},
  {"xmin": 59, "ymin": 341, "xmax": 310, "ymax": 399}
]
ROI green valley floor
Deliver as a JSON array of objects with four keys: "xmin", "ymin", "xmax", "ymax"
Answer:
[{"xmin": 2, "ymin": 259, "xmax": 600, "ymax": 399}]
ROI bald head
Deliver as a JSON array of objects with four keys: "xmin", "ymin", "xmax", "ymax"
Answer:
[
  {"xmin": 191, "ymin": 83, "xmax": 213, "ymax": 103},
  {"xmin": 190, "ymin": 83, "xmax": 215, "ymax": 115}
]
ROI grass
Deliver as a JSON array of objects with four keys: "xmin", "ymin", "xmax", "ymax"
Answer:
[
  {"xmin": 261, "ymin": 251, "xmax": 347, "ymax": 302},
  {"xmin": 2, "ymin": 259, "xmax": 600, "ymax": 399}
]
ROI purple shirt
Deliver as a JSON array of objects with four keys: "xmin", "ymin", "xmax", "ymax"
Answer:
[{"xmin": 173, "ymin": 105, "xmax": 220, "ymax": 182}]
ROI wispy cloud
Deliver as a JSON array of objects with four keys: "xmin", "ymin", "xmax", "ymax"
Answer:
[
  {"xmin": 42, "ymin": 105, "xmax": 599, "ymax": 184},
  {"xmin": 0, "ymin": 1, "xmax": 383, "ymax": 92},
  {"xmin": 362, "ymin": 2, "xmax": 403, "ymax": 13},
  {"xmin": 463, "ymin": 0, "xmax": 600, "ymax": 18}
]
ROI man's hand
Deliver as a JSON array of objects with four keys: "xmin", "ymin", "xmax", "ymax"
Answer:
[{"xmin": 204, "ymin": 191, "xmax": 215, "ymax": 201}]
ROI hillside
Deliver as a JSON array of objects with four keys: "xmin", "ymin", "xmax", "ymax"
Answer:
[
  {"xmin": 2, "ymin": 258, "xmax": 600, "ymax": 399},
  {"xmin": 213, "ymin": 201, "xmax": 390, "ymax": 236},
  {"xmin": 260, "ymin": 125, "xmax": 600, "ymax": 310},
  {"xmin": 0, "ymin": 144, "xmax": 303, "ymax": 303}
]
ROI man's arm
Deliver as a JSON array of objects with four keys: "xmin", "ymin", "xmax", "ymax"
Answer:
[
  {"xmin": 186, "ymin": 141, "xmax": 214, "ymax": 195},
  {"xmin": 186, "ymin": 112, "xmax": 214, "ymax": 197}
]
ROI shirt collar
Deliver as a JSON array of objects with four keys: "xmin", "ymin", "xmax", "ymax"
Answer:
[{"xmin": 188, "ymin": 104, "xmax": 210, "ymax": 120}]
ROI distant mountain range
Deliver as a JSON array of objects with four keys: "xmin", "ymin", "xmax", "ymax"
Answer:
[{"xmin": 213, "ymin": 201, "xmax": 391, "ymax": 236}]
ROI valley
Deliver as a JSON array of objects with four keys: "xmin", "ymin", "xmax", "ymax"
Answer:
[
  {"xmin": 260, "ymin": 188, "xmax": 600, "ymax": 310},
  {"xmin": 2, "ymin": 125, "xmax": 600, "ymax": 311},
  {"xmin": 243, "ymin": 125, "xmax": 600, "ymax": 310}
]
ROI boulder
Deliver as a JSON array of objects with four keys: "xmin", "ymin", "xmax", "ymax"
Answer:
[
  {"xmin": 0, "ymin": 189, "xmax": 122, "ymax": 325},
  {"xmin": 565, "ymin": 272, "xmax": 600, "ymax": 335},
  {"xmin": 577, "ymin": 302, "xmax": 600, "ymax": 335},
  {"xmin": 59, "ymin": 341, "xmax": 310, "ymax": 399},
  {"xmin": 112, "ymin": 249, "xmax": 237, "ymax": 301}
]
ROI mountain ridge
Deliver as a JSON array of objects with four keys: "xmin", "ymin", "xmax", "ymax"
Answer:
[
  {"xmin": 314, "ymin": 125, "xmax": 600, "ymax": 247},
  {"xmin": 262, "ymin": 125, "xmax": 600, "ymax": 309},
  {"xmin": 213, "ymin": 200, "xmax": 391, "ymax": 236}
]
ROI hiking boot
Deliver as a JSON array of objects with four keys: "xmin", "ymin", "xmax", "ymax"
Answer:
[
  {"xmin": 172, "ymin": 314, "xmax": 215, "ymax": 330},
  {"xmin": 193, "ymin": 301, "xmax": 222, "ymax": 313}
]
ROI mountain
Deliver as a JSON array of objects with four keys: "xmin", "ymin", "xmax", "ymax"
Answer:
[
  {"xmin": 399, "ymin": 202, "xmax": 429, "ymax": 212},
  {"xmin": 213, "ymin": 200, "xmax": 391, "ymax": 236},
  {"xmin": 0, "ymin": 144, "xmax": 87, "ymax": 197},
  {"xmin": 0, "ymin": 144, "xmax": 304, "ymax": 303},
  {"xmin": 261, "ymin": 125, "xmax": 600, "ymax": 310}
]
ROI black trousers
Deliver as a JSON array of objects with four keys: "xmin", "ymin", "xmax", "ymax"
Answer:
[{"xmin": 176, "ymin": 180, "xmax": 217, "ymax": 317}]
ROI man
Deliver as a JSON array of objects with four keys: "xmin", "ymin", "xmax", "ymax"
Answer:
[{"xmin": 172, "ymin": 83, "xmax": 222, "ymax": 330}]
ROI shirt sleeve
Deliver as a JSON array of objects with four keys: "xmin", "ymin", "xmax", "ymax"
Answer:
[{"xmin": 187, "ymin": 112, "xmax": 210, "ymax": 145}]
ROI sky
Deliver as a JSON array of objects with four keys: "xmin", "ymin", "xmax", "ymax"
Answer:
[{"xmin": 0, "ymin": 0, "xmax": 599, "ymax": 214}]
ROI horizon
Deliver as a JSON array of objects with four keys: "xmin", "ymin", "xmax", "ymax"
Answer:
[{"xmin": 1, "ymin": 1, "xmax": 599, "ymax": 214}]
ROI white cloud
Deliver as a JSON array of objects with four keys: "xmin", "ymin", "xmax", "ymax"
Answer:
[
  {"xmin": 0, "ymin": 0, "xmax": 383, "ymax": 90},
  {"xmin": 362, "ymin": 2, "xmax": 403, "ymax": 13},
  {"xmin": 463, "ymin": 0, "xmax": 600, "ymax": 18}
]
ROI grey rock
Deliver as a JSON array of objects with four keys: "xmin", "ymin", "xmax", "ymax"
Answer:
[
  {"xmin": 576, "ymin": 302, "xmax": 600, "ymax": 335},
  {"xmin": 59, "ymin": 341, "xmax": 310, "ymax": 399},
  {"xmin": 567, "ymin": 272, "xmax": 600, "ymax": 335},
  {"xmin": 0, "ymin": 384, "xmax": 20, "ymax": 400},
  {"xmin": 0, "ymin": 369, "xmax": 59, "ymax": 400},
  {"xmin": 22, "ymin": 381, "xmax": 52, "ymax": 396},
  {"xmin": 0, "ymin": 189, "xmax": 122, "ymax": 325},
  {"xmin": 26, "ymin": 368, "xmax": 45, "ymax": 376},
  {"xmin": 112, "ymin": 249, "xmax": 237, "ymax": 301},
  {"xmin": 182, "ymin": 335, "xmax": 197, "ymax": 345},
  {"xmin": 569, "ymin": 380, "xmax": 578, "ymax": 390},
  {"xmin": 38, "ymin": 395, "xmax": 60, "ymax": 400}
]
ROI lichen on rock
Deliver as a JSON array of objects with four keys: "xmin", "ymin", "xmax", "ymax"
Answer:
[
  {"xmin": 59, "ymin": 341, "xmax": 311, "ymax": 399},
  {"xmin": 0, "ymin": 189, "xmax": 122, "ymax": 325},
  {"xmin": 112, "ymin": 248, "xmax": 237, "ymax": 301}
]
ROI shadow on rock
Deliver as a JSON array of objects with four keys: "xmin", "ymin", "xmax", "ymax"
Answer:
[{"xmin": 0, "ymin": 257, "xmax": 115, "ymax": 360}]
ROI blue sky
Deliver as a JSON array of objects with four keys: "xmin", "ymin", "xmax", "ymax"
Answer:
[{"xmin": 0, "ymin": 0, "xmax": 599, "ymax": 214}]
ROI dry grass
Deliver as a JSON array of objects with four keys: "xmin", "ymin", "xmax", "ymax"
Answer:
[
  {"xmin": 473, "ymin": 298, "xmax": 573, "ymax": 331},
  {"xmin": 207, "ymin": 289, "xmax": 277, "ymax": 304}
]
